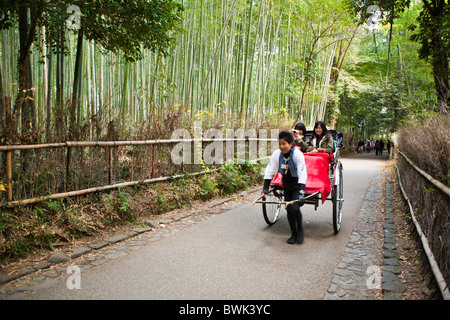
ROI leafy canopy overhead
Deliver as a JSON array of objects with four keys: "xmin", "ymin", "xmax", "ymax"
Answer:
[
  {"xmin": 0, "ymin": 0, "xmax": 184, "ymax": 61},
  {"xmin": 77, "ymin": 0, "xmax": 184, "ymax": 60}
]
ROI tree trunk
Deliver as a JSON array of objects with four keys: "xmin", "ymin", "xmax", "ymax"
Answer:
[
  {"xmin": 430, "ymin": 22, "xmax": 449, "ymax": 111},
  {"xmin": 423, "ymin": 0, "xmax": 449, "ymax": 112},
  {"xmin": 327, "ymin": 26, "xmax": 358, "ymax": 127},
  {"xmin": 15, "ymin": 0, "xmax": 37, "ymax": 137},
  {"xmin": 385, "ymin": 5, "xmax": 395, "ymax": 86},
  {"xmin": 293, "ymin": 36, "xmax": 318, "ymax": 125},
  {"xmin": 372, "ymin": 29, "xmax": 383, "ymax": 83}
]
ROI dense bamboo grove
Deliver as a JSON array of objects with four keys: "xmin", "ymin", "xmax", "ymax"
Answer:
[{"xmin": 0, "ymin": 0, "xmax": 359, "ymax": 143}]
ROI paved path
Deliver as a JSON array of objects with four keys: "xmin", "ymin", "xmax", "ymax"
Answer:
[{"xmin": 1, "ymin": 152, "xmax": 392, "ymax": 300}]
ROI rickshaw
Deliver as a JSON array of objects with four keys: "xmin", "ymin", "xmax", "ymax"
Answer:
[{"xmin": 254, "ymin": 130, "xmax": 344, "ymax": 234}]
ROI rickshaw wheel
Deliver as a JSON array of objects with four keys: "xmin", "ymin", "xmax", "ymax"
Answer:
[
  {"xmin": 262, "ymin": 190, "xmax": 283, "ymax": 226},
  {"xmin": 332, "ymin": 162, "xmax": 344, "ymax": 234}
]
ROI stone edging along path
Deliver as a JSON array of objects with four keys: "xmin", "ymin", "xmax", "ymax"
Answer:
[{"xmin": 324, "ymin": 164, "xmax": 406, "ymax": 300}]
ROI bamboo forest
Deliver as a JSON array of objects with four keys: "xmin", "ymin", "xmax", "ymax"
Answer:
[{"xmin": 1, "ymin": 0, "xmax": 447, "ymax": 143}]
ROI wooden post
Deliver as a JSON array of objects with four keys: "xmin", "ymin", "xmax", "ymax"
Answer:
[
  {"xmin": 151, "ymin": 144, "xmax": 155, "ymax": 179},
  {"xmin": 108, "ymin": 146, "xmax": 114, "ymax": 185},
  {"xmin": 6, "ymin": 150, "xmax": 12, "ymax": 202},
  {"xmin": 66, "ymin": 145, "xmax": 71, "ymax": 191}
]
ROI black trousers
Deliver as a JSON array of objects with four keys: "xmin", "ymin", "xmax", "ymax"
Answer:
[{"xmin": 284, "ymin": 188, "xmax": 302, "ymax": 235}]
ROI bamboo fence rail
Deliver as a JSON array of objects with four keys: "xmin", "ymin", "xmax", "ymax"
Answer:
[
  {"xmin": 1, "ymin": 137, "xmax": 277, "ymax": 207},
  {"xmin": 395, "ymin": 150, "xmax": 450, "ymax": 300},
  {"xmin": 397, "ymin": 150, "xmax": 450, "ymax": 197},
  {"xmin": 0, "ymin": 138, "xmax": 275, "ymax": 151}
]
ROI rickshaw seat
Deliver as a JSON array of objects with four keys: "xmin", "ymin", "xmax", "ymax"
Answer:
[{"xmin": 304, "ymin": 152, "xmax": 332, "ymax": 203}]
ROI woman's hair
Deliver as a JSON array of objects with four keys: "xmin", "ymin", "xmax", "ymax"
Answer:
[
  {"xmin": 279, "ymin": 131, "xmax": 294, "ymax": 144},
  {"xmin": 294, "ymin": 122, "xmax": 307, "ymax": 135},
  {"xmin": 312, "ymin": 121, "xmax": 329, "ymax": 139}
]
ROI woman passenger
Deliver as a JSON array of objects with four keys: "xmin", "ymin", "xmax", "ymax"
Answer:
[
  {"xmin": 306, "ymin": 121, "xmax": 333, "ymax": 154},
  {"xmin": 290, "ymin": 122, "xmax": 308, "ymax": 152}
]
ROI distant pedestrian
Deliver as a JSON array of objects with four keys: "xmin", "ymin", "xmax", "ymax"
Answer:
[
  {"xmin": 379, "ymin": 140, "xmax": 384, "ymax": 156},
  {"xmin": 357, "ymin": 139, "xmax": 364, "ymax": 153},
  {"xmin": 387, "ymin": 140, "xmax": 393, "ymax": 157}
]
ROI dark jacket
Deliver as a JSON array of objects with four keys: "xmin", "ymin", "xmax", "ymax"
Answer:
[{"xmin": 307, "ymin": 133, "xmax": 334, "ymax": 154}]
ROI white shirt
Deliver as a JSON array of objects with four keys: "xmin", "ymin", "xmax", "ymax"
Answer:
[{"xmin": 264, "ymin": 148, "xmax": 307, "ymax": 185}]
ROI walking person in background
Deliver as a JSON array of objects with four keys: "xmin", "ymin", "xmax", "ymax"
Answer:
[
  {"xmin": 357, "ymin": 139, "xmax": 364, "ymax": 153},
  {"xmin": 387, "ymin": 139, "xmax": 393, "ymax": 157},
  {"xmin": 375, "ymin": 140, "xmax": 380, "ymax": 155},
  {"xmin": 366, "ymin": 139, "xmax": 371, "ymax": 153},
  {"xmin": 379, "ymin": 140, "xmax": 384, "ymax": 156}
]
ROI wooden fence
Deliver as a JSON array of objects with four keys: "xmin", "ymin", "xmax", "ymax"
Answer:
[
  {"xmin": 396, "ymin": 149, "xmax": 450, "ymax": 300},
  {"xmin": 1, "ymin": 137, "xmax": 277, "ymax": 207}
]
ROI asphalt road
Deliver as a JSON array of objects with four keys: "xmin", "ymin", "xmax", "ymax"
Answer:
[{"xmin": 27, "ymin": 152, "xmax": 388, "ymax": 300}]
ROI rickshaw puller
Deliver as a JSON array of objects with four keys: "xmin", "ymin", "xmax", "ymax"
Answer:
[{"xmin": 262, "ymin": 131, "xmax": 308, "ymax": 244}]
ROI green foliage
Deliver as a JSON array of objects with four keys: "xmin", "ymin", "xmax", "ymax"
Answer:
[
  {"xmin": 155, "ymin": 191, "xmax": 177, "ymax": 213},
  {"xmin": 216, "ymin": 160, "xmax": 262, "ymax": 195},
  {"xmin": 106, "ymin": 187, "xmax": 133, "ymax": 222},
  {"xmin": 335, "ymin": 0, "xmax": 446, "ymax": 137},
  {"xmin": 408, "ymin": 1, "xmax": 450, "ymax": 61},
  {"xmin": 199, "ymin": 176, "xmax": 218, "ymax": 200},
  {"xmin": 342, "ymin": 0, "xmax": 449, "ymax": 119},
  {"xmin": 74, "ymin": 0, "xmax": 184, "ymax": 61},
  {"xmin": 33, "ymin": 170, "xmax": 55, "ymax": 195},
  {"xmin": 0, "ymin": 202, "xmax": 62, "ymax": 260},
  {"xmin": 1, "ymin": 0, "xmax": 184, "ymax": 61}
]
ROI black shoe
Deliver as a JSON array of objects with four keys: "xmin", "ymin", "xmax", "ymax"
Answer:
[
  {"xmin": 287, "ymin": 233, "xmax": 297, "ymax": 244},
  {"xmin": 296, "ymin": 228, "xmax": 304, "ymax": 244}
]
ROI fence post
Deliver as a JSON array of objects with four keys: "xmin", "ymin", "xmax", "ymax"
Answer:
[
  {"xmin": 108, "ymin": 146, "xmax": 114, "ymax": 185},
  {"xmin": 6, "ymin": 150, "xmax": 12, "ymax": 202},
  {"xmin": 151, "ymin": 144, "xmax": 155, "ymax": 179},
  {"xmin": 66, "ymin": 144, "xmax": 71, "ymax": 191}
]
